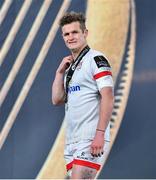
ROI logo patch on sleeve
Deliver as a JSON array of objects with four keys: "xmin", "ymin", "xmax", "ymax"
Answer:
[{"xmin": 94, "ymin": 56, "xmax": 111, "ymax": 68}]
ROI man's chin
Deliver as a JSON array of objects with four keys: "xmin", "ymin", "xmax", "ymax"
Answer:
[{"xmin": 69, "ymin": 46, "xmax": 79, "ymax": 52}]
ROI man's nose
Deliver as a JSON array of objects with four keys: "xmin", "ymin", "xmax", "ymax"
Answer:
[{"xmin": 68, "ymin": 33, "xmax": 74, "ymax": 39}]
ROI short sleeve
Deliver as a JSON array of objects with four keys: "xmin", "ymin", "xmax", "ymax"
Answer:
[{"xmin": 91, "ymin": 55, "xmax": 114, "ymax": 91}]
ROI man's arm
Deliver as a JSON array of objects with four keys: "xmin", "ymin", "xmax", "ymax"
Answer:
[
  {"xmin": 52, "ymin": 55, "xmax": 73, "ymax": 105},
  {"xmin": 90, "ymin": 87, "xmax": 114, "ymax": 156},
  {"xmin": 52, "ymin": 72, "xmax": 65, "ymax": 105},
  {"xmin": 97, "ymin": 87, "xmax": 114, "ymax": 132}
]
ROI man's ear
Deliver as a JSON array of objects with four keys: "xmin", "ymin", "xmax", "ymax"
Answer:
[{"xmin": 84, "ymin": 29, "xmax": 88, "ymax": 37}]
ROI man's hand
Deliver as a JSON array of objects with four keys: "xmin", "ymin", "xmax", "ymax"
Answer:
[
  {"xmin": 57, "ymin": 55, "xmax": 73, "ymax": 74},
  {"xmin": 52, "ymin": 55, "xmax": 73, "ymax": 105},
  {"xmin": 90, "ymin": 130, "xmax": 105, "ymax": 157}
]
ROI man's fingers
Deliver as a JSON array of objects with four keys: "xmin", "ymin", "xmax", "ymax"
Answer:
[
  {"xmin": 91, "ymin": 145, "xmax": 104, "ymax": 157},
  {"xmin": 65, "ymin": 55, "xmax": 73, "ymax": 62},
  {"xmin": 64, "ymin": 56, "xmax": 73, "ymax": 67},
  {"xmin": 90, "ymin": 146, "xmax": 94, "ymax": 155},
  {"xmin": 65, "ymin": 62, "xmax": 70, "ymax": 68},
  {"xmin": 91, "ymin": 145, "xmax": 96, "ymax": 156},
  {"xmin": 96, "ymin": 147, "xmax": 103, "ymax": 157},
  {"xmin": 91, "ymin": 146, "xmax": 99, "ymax": 157}
]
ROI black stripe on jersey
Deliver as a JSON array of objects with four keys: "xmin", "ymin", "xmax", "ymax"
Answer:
[{"xmin": 94, "ymin": 56, "xmax": 111, "ymax": 68}]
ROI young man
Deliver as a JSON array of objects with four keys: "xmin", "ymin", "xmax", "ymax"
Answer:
[{"xmin": 52, "ymin": 12, "xmax": 114, "ymax": 179}]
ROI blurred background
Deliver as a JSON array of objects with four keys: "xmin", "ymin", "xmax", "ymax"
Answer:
[{"xmin": 0, "ymin": 0, "xmax": 156, "ymax": 178}]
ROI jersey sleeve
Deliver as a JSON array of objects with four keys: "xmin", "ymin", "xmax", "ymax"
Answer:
[{"xmin": 91, "ymin": 55, "xmax": 114, "ymax": 90}]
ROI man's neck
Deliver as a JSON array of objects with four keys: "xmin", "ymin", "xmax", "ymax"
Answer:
[{"xmin": 71, "ymin": 44, "xmax": 88, "ymax": 60}]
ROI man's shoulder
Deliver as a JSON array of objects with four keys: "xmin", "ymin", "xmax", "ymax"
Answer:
[
  {"xmin": 87, "ymin": 49, "xmax": 111, "ymax": 68},
  {"xmin": 86, "ymin": 48, "xmax": 109, "ymax": 63},
  {"xmin": 88, "ymin": 48, "xmax": 108, "ymax": 59},
  {"xmin": 88, "ymin": 48, "xmax": 103, "ymax": 56}
]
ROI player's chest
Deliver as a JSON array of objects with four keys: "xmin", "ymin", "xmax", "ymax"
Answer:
[{"xmin": 71, "ymin": 61, "xmax": 90, "ymax": 84}]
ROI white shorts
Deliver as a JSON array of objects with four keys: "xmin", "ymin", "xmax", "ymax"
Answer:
[{"xmin": 64, "ymin": 139, "xmax": 110, "ymax": 176}]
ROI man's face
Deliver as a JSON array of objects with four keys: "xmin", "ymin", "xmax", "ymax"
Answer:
[{"xmin": 62, "ymin": 21, "xmax": 88, "ymax": 51}]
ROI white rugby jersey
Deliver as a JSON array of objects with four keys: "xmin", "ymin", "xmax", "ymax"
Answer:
[{"xmin": 64, "ymin": 48, "xmax": 114, "ymax": 144}]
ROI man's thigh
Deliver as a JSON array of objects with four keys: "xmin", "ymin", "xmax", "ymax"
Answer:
[
  {"xmin": 72, "ymin": 164, "xmax": 97, "ymax": 179},
  {"xmin": 64, "ymin": 140, "xmax": 110, "ymax": 178}
]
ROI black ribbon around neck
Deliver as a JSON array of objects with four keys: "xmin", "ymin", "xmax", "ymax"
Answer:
[{"xmin": 65, "ymin": 45, "xmax": 90, "ymax": 103}]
